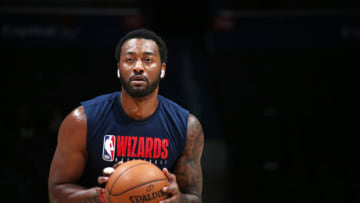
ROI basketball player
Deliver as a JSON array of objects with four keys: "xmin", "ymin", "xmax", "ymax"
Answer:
[{"xmin": 48, "ymin": 28, "xmax": 204, "ymax": 203}]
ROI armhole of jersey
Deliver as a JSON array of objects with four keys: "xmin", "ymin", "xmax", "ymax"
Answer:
[
  {"xmin": 181, "ymin": 113, "xmax": 190, "ymax": 154},
  {"xmin": 80, "ymin": 103, "xmax": 90, "ymax": 152}
]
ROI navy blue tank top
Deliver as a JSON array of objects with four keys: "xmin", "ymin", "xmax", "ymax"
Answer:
[{"xmin": 79, "ymin": 91, "xmax": 189, "ymax": 187}]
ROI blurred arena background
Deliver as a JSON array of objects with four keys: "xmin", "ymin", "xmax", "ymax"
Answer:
[{"xmin": 1, "ymin": 0, "xmax": 360, "ymax": 202}]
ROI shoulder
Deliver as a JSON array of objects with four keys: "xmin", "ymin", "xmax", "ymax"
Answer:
[
  {"xmin": 159, "ymin": 95, "xmax": 189, "ymax": 115},
  {"xmin": 81, "ymin": 91, "xmax": 120, "ymax": 107},
  {"xmin": 61, "ymin": 106, "xmax": 87, "ymax": 130},
  {"xmin": 158, "ymin": 95, "xmax": 190, "ymax": 134},
  {"xmin": 57, "ymin": 106, "xmax": 87, "ymax": 151},
  {"xmin": 187, "ymin": 114, "xmax": 203, "ymax": 138}
]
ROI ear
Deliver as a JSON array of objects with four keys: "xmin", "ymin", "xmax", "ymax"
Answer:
[
  {"xmin": 160, "ymin": 63, "xmax": 166, "ymax": 79},
  {"xmin": 117, "ymin": 64, "xmax": 120, "ymax": 78}
]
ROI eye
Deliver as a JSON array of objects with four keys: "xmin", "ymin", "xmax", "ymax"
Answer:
[
  {"xmin": 144, "ymin": 58, "xmax": 152, "ymax": 63},
  {"xmin": 126, "ymin": 57, "xmax": 134, "ymax": 63}
]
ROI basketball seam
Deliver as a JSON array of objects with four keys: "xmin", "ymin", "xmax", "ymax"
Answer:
[
  {"xmin": 108, "ymin": 162, "xmax": 150, "ymax": 193},
  {"xmin": 109, "ymin": 178, "xmax": 168, "ymax": 196}
]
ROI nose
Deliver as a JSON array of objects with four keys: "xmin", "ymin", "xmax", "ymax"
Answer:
[{"xmin": 133, "ymin": 59, "xmax": 144, "ymax": 74}]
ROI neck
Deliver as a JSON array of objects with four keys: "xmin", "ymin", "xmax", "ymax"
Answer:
[{"xmin": 120, "ymin": 88, "xmax": 159, "ymax": 120}]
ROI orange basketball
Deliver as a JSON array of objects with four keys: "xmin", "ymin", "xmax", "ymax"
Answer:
[{"xmin": 104, "ymin": 160, "xmax": 168, "ymax": 203}]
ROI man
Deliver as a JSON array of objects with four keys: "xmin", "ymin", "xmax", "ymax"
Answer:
[{"xmin": 48, "ymin": 28, "xmax": 204, "ymax": 203}]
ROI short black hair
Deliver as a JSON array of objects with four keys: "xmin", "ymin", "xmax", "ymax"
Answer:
[{"xmin": 115, "ymin": 28, "xmax": 168, "ymax": 64}]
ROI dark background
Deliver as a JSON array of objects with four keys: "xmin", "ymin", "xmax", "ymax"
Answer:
[{"xmin": 1, "ymin": 0, "xmax": 360, "ymax": 202}]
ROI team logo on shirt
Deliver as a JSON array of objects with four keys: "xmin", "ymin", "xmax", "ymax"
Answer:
[
  {"xmin": 102, "ymin": 135, "xmax": 170, "ymax": 164},
  {"xmin": 116, "ymin": 136, "xmax": 169, "ymax": 160},
  {"xmin": 102, "ymin": 135, "xmax": 116, "ymax": 161}
]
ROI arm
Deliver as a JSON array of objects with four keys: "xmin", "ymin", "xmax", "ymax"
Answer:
[
  {"xmin": 161, "ymin": 114, "xmax": 204, "ymax": 203},
  {"xmin": 48, "ymin": 106, "xmax": 104, "ymax": 203}
]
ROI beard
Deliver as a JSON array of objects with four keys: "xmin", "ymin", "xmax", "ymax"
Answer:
[{"xmin": 120, "ymin": 73, "xmax": 161, "ymax": 98}]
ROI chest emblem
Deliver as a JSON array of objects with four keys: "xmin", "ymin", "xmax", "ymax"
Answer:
[{"xmin": 102, "ymin": 135, "xmax": 116, "ymax": 161}]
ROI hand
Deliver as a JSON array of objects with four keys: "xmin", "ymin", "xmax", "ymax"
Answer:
[
  {"xmin": 90, "ymin": 187, "xmax": 107, "ymax": 203},
  {"xmin": 97, "ymin": 162, "xmax": 124, "ymax": 202},
  {"xmin": 98, "ymin": 161, "xmax": 124, "ymax": 184},
  {"xmin": 160, "ymin": 168, "xmax": 181, "ymax": 203}
]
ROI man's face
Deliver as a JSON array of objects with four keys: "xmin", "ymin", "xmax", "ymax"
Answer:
[{"xmin": 118, "ymin": 38, "xmax": 164, "ymax": 98}]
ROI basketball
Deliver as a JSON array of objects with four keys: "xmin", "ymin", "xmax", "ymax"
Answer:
[{"xmin": 104, "ymin": 160, "xmax": 169, "ymax": 203}]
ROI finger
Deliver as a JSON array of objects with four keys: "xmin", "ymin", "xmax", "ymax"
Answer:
[
  {"xmin": 112, "ymin": 161, "xmax": 123, "ymax": 169},
  {"xmin": 162, "ymin": 184, "xmax": 178, "ymax": 195},
  {"xmin": 162, "ymin": 168, "xmax": 169, "ymax": 177},
  {"xmin": 97, "ymin": 176, "xmax": 109, "ymax": 185},
  {"xmin": 95, "ymin": 187, "xmax": 105, "ymax": 195},
  {"xmin": 103, "ymin": 167, "xmax": 115, "ymax": 176},
  {"xmin": 162, "ymin": 168, "xmax": 176, "ymax": 182}
]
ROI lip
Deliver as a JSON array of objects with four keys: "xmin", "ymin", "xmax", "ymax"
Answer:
[
  {"xmin": 130, "ymin": 75, "xmax": 146, "ymax": 81},
  {"xmin": 131, "ymin": 80, "xmax": 146, "ymax": 86}
]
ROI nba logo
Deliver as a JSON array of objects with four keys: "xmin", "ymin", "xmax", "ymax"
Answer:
[{"xmin": 103, "ymin": 135, "xmax": 116, "ymax": 161}]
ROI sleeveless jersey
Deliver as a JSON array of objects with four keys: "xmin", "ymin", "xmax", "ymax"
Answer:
[{"xmin": 79, "ymin": 91, "xmax": 189, "ymax": 187}]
